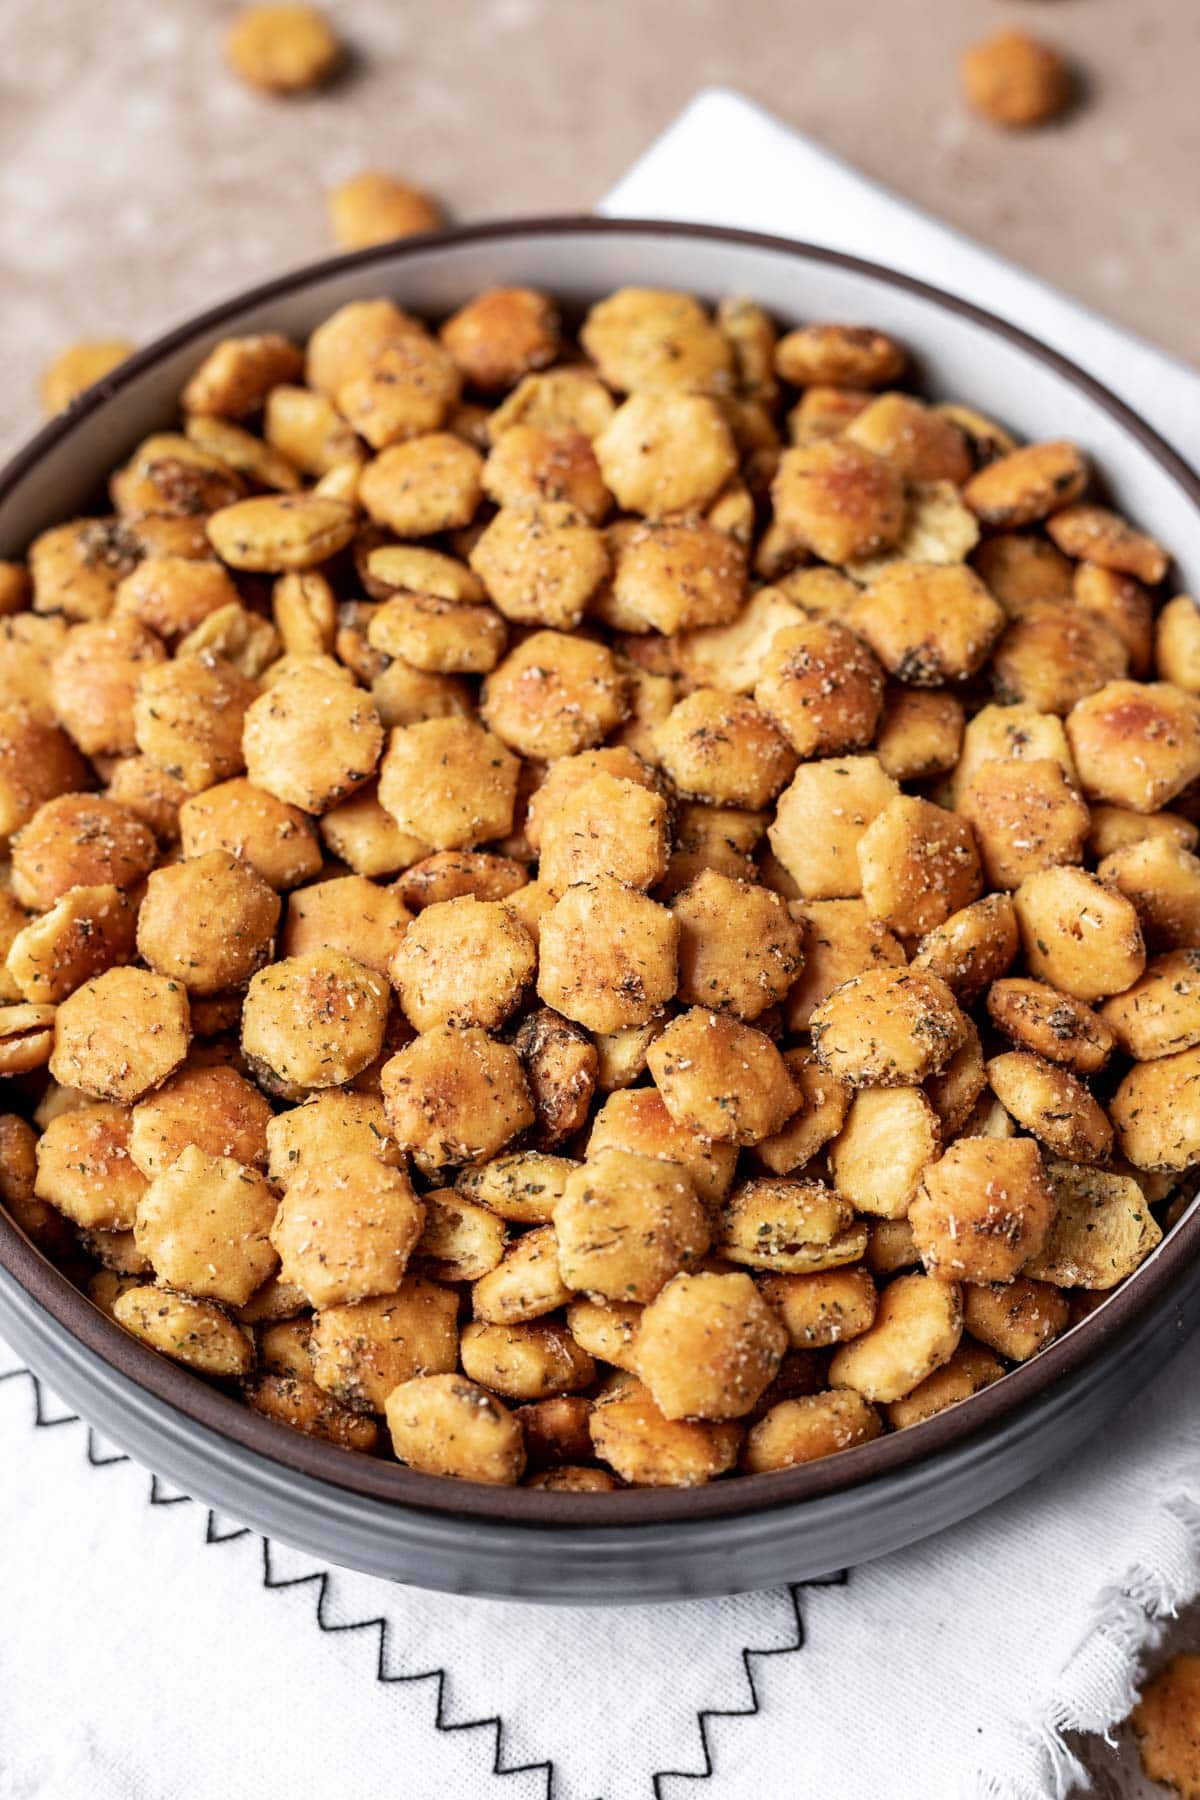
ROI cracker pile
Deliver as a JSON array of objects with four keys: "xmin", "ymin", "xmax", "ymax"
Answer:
[{"xmin": 1, "ymin": 284, "xmax": 1197, "ymax": 1490}]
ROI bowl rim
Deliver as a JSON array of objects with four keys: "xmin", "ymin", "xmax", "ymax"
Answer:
[{"xmin": 2, "ymin": 211, "xmax": 1199, "ymax": 1531}]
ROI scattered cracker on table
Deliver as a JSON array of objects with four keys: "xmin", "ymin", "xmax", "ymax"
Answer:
[
  {"xmin": 1133, "ymin": 1652, "xmax": 1200, "ymax": 1799},
  {"xmin": 40, "ymin": 341, "xmax": 135, "ymax": 416},
  {"xmin": 226, "ymin": 4, "xmax": 343, "ymax": 96},
  {"xmin": 328, "ymin": 173, "xmax": 445, "ymax": 250},
  {"xmin": 961, "ymin": 28, "xmax": 1075, "ymax": 129}
]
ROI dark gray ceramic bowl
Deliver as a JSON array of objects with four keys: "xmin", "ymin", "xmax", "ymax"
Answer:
[{"xmin": 2, "ymin": 218, "xmax": 1199, "ymax": 1604}]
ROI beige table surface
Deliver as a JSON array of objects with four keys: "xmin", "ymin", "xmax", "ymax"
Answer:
[{"xmin": 1, "ymin": 0, "xmax": 1198, "ymax": 463}]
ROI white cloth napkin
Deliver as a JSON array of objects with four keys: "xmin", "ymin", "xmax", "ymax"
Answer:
[
  {"xmin": 4, "ymin": 89, "xmax": 1200, "ymax": 1800},
  {"xmin": 603, "ymin": 88, "xmax": 1200, "ymax": 459}
]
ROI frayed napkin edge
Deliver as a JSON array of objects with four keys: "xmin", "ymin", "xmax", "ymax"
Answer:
[{"xmin": 974, "ymin": 1493, "xmax": 1200, "ymax": 1800}]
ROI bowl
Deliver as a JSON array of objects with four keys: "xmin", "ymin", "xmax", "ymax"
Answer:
[{"xmin": 2, "ymin": 217, "xmax": 1199, "ymax": 1605}]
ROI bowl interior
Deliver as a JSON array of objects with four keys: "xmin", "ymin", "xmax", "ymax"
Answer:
[
  {"xmin": 5, "ymin": 220, "xmax": 1198, "ymax": 590},
  {"xmin": 2, "ymin": 216, "xmax": 1199, "ymax": 1529}
]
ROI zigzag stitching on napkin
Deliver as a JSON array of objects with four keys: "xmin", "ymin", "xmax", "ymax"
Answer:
[
  {"xmin": 86, "ymin": 1425, "xmax": 130, "ymax": 1467},
  {"xmin": 4, "ymin": 1361, "xmax": 845, "ymax": 1800},
  {"xmin": 651, "ymin": 1572, "xmax": 848, "ymax": 1796},
  {"xmin": 259, "ymin": 1540, "xmax": 555, "ymax": 1792},
  {"xmin": 205, "ymin": 1512, "xmax": 251, "ymax": 1544},
  {"xmin": 1, "ymin": 1364, "xmax": 555, "ymax": 1794},
  {"xmin": 0, "ymin": 1363, "xmax": 79, "ymax": 1428}
]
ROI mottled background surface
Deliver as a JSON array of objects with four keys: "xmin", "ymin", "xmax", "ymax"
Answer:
[{"xmin": 1, "ymin": 0, "xmax": 1198, "ymax": 460}]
